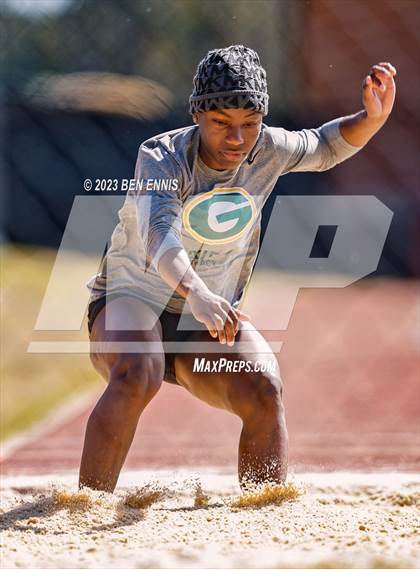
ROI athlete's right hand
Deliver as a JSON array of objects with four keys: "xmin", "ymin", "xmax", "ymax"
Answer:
[{"xmin": 187, "ymin": 287, "xmax": 250, "ymax": 347}]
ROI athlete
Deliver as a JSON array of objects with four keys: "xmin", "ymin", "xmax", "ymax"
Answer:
[{"xmin": 80, "ymin": 46, "xmax": 396, "ymax": 492}]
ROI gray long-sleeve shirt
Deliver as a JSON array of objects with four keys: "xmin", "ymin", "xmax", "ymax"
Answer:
[{"xmin": 87, "ymin": 120, "xmax": 362, "ymax": 314}]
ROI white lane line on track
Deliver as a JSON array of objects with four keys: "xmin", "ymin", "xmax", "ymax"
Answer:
[
  {"xmin": 2, "ymin": 469, "xmax": 419, "ymax": 491},
  {"xmin": 0, "ymin": 386, "xmax": 101, "ymax": 462}
]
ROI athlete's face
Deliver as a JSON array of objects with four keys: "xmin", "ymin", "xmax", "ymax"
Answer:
[{"xmin": 194, "ymin": 108, "xmax": 263, "ymax": 171}]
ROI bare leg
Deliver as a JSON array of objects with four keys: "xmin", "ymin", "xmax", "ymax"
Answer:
[
  {"xmin": 79, "ymin": 297, "xmax": 164, "ymax": 492},
  {"xmin": 174, "ymin": 322, "xmax": 288, "ymax": 488},
  {"xmin": 238, "ymin": 398, "xmax": 288, "ymax": 486},
  {"xmin": 79, "ymin": 370, "xmax": 161, "ymax": 492}
]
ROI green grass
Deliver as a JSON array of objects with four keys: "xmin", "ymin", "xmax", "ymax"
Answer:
[{"xmin": 1, "ymin": 245, "xmax": 100, "ymax": 441}]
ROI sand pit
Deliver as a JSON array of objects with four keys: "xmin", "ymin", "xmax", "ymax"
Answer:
[{"xmin": 1, "ymin": 470, "xmax": 419, "ymax": 569}]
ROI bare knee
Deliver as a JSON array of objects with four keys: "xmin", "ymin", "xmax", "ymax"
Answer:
[
  {"xmin": 109, "ymin": 354, "xmax": 164, "ymax": 404},
  {"xmin": 230, "ymin": 370, "xmax": 284, "ymax": 423}
]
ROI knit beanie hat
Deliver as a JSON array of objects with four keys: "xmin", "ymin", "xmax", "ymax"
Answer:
[{"xmin": 189, "ymin": 45, "xmax": 269, "ymax": 116}]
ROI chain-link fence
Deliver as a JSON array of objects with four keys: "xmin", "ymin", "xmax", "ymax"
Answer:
[
  {"xmin": 1, "ymin": 0, "xmax": 418, "ymax": 472},
  {"xmin": 1, "ymin": 0, "xmax": 418, "ymax": 275}
]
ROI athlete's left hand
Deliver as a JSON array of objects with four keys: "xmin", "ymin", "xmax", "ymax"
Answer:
[{"xmin": 362, "ymin": 62, "xmax": 396, "ymax": 120}]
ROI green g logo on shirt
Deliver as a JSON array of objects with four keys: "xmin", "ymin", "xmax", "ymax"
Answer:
[{"xmin": 183, "ymin": 188, "xmax": 257, "ymax": 244}]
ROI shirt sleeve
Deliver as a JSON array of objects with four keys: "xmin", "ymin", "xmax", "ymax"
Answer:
[
  {"xmin": 133, "ymin": 142, "xmax": 184, "ymax": 271},
  {"xmin": 268, "ymin": 117, "xmax": 364, "ymax": 174}
]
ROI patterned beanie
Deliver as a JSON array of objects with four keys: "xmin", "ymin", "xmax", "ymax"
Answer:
[{"xmin": 189, "ymin": 45, "xmax": 269, "ymax": 116}]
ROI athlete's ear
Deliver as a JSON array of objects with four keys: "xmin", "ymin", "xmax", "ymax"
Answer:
[{"xmin": 193, "ymin": 114, "xmax": 199, "ymax": 124}]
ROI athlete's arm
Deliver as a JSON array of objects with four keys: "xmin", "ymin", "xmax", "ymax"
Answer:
[
  {"xmin": 339, "ymin": 62, "xmax": 396, "ymax": 147},
  {"xmin": 269, "ymin": 62, "xmax": 396, "ymax": 175},
  {"xmin": 134, "ymin": 143, "xmax": 249, "ymax": 346},
  {"xmin": 158, "ymin": 247, "xmax": 250, "ymax": 347}
]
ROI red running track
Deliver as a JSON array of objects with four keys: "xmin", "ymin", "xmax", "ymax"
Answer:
[{"xmin": 2, "ymin": 281, "xmax": 419, "ymax": 475}]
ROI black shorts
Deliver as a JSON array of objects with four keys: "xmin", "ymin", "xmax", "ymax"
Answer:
[{"xmin": 87, "ymin": 294, "xmax": 207, "ymax": 384}]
